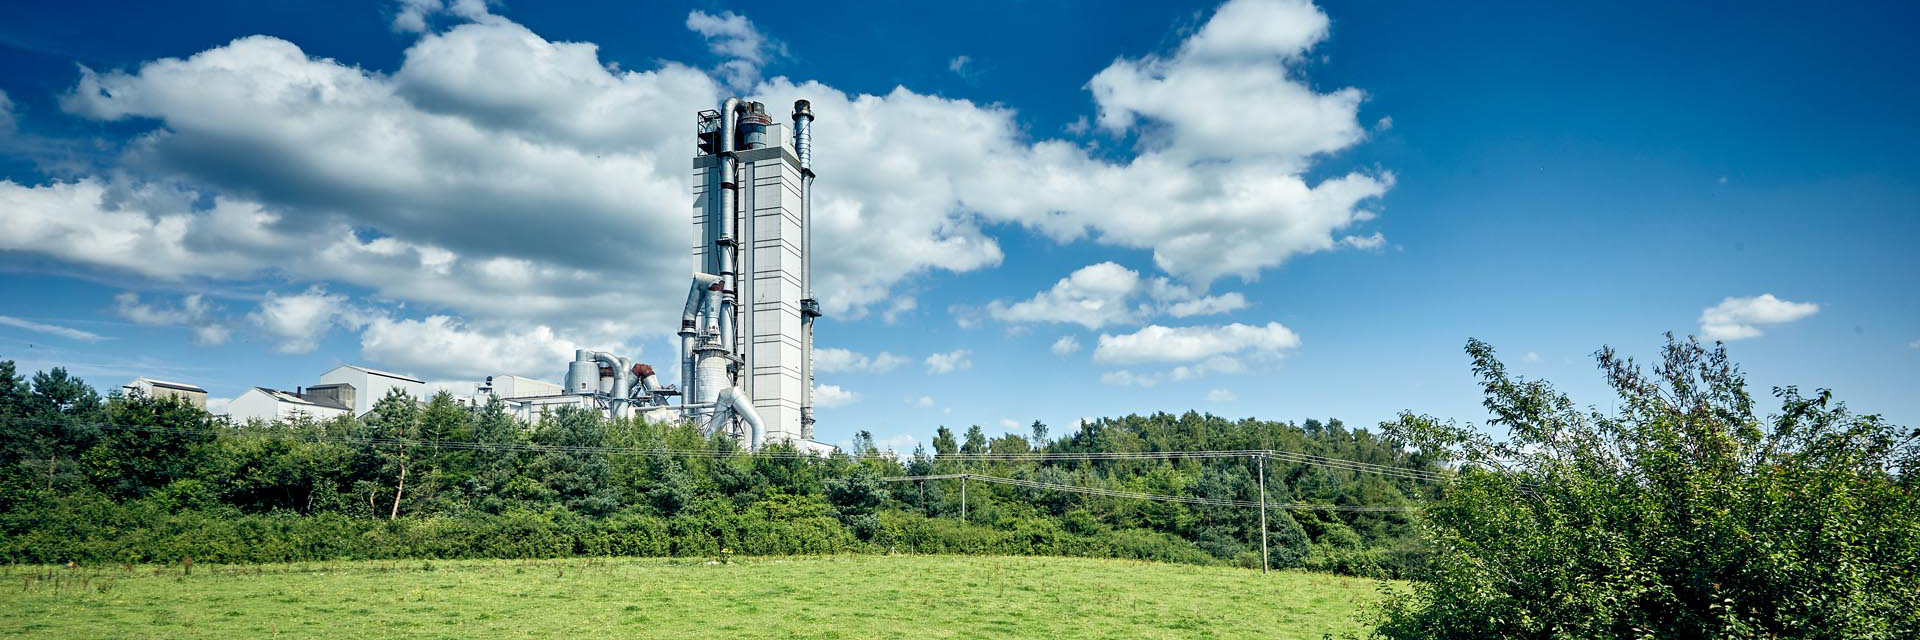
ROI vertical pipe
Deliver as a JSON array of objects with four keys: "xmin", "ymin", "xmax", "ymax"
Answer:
[
  {"xmin": 712, "ymin": 98, "xmax": 741, "ymax": 278},
  {"xmin": 717, "ymin": 98, "xmax": 743, "ymax": 419},
  {"xmin": 678, "ymin": 331, "xmax": 694, "ymax": 403},
  {"xmin": 793, "ymin": 100, "xmax": 818, "ymax": 440},
  {"xmin": 1258, "ymin": 455, "xmax": 1269, "ymax": 574}
]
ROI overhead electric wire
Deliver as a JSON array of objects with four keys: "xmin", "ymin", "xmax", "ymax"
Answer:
[
  {"xmin": 878, "ymin": 473, "xmax": 1418, "ymax": 512},
  {"xmin": 10, "ymin": 417, "xmax": 1453, "ymax": 485},
  {"xmin": 14, "ymin": 416, "xmax": 1443, "ymax": 512}
]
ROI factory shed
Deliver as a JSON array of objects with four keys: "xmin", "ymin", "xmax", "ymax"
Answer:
[
  {"xmin": 317, "ymin": 365, "xmax": 425, "ymax": 417},
  {"xmin": 121, "ymin": 377, "xmax": 208, "ymax": 409},
  {"xmin": 227, "ymin": 387, "xmax": 352, "ymax": 423}
]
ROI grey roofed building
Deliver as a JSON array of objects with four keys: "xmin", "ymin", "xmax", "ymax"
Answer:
[
  {"xmin": 227, "ymin": 386, "xmax": 353, "ymax": 423},
  {"xmin": 122, "ymin": 377, "xmax": 209, "ymax": 409},
  {"xmin": 332, "ymin": 364, "xmax": 424, "ymax": 384}
]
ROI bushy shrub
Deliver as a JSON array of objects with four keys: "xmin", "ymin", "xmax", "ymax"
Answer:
[{"xmin": 1371, "ymin": 338, "xmax": 1920, "ymax": 638}]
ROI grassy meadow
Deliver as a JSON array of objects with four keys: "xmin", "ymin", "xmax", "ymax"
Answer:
[{"xmin": 1, "ymin": 554, "xmax": 1397, "ymax": 638}]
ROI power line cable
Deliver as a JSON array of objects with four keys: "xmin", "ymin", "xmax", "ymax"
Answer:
[
  {"xmin": 6, "ymin": 417, "xmax": 1454, "ymax": 484},
  {"xmin": 879, "ymin": 473, "xmax": 1418, "ymax": 512}
]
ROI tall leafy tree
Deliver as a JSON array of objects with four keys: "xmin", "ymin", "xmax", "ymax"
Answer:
[
  {"xmin": 361, "ymin": 388, "xmax": 422, "ymax": 519},
  {"xmin": 1373, "ymin": 337, "xmax": 1920, "ymax": 638},
  {"xmin": 85, "ymin": 392, "xmax": 216, "ymax": 500},
  {"xmin": 17, "ymin": 368, "xmax": 103, "ymax": 492},
  {"xmin": 931, "ymin": 426, "xmax": 957, "ymax": 456}
]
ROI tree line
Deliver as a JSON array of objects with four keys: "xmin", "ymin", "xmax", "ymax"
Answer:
[
  {"xmin": 7, "ymin": 333, "xmax": 1912, "ymax": 636},
  {"xmin": 0, "ymin": 359, "xmax": 1434, "ymax": 577}
]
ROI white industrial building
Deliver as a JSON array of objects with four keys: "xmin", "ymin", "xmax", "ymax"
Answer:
[
  {"xmin": 121, "ymin": 377, "xmax": 208, "ymax": 409},
  {"xmin": 479, "ymin": 374, "xmax": 562, "ymax": 399},
  {"xmin": 222, "ymin": 364, "xmax": 423, "ymax": 424},
  {"xmin": 470, "ymin": 374, "xmax": 595, "ymax": 425},
  {"xmin": 227, "ymin": 386, "xmax": 352, "ymax": 423},
  {"xmin": 317, "ymin": 365, "xmax": 425, "ymax": 417}
]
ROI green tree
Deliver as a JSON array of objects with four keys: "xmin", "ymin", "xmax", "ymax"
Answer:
[
  {"xmin": 361, "ymin": 388, "xmax": 423, "ymax": 519},
  {"xmin": 961, "ymin": 425, "xmax": 988, "ymax": 454},
  {"xmin": 931, "ymin": 426, "xmax": 957, "ymax": 456},
  {"xmin": 85, "ymin": 392, "xmax": 216, "ymax": 500},
  {"xmin": 1372, "ymin": 337, "xmax": 1920, "ymax": 638},
  {"xmin": 528, "ymin": 406, "xmax": 618, "ymax": 516},
  {"xmin": 464, "ymin": 397, "xmax": 527, "ymax": 513},
  {"xmin": 16, "ymin": 368, "xmax": 103, "ymax": 492}
]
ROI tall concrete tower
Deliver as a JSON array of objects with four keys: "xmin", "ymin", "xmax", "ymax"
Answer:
[{"xmin": 688, "ymin": 99, "xmax": 819, "ymax": 447}]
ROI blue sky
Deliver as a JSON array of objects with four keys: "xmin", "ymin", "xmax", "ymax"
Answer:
[{"xmin": 1, "ymin": 0, "xmax": 1915, "ymax": 451}]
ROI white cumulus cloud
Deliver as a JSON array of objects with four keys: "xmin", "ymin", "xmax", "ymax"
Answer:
[
  {"xmin": 359, "ymin": 314, "xmax": 616, "ymax": 380},
  {"xmin": 113, "ymin": 292, "xmax": 229, "ymax": 345},
  {"xmin": 250, "ymin": 287, "xmax": 359, "ymax": 354},
  {"xmin": 686, "ymin": 10, "xmax": 782, "ymax": 90},
  {"xmin": 813, "ymin": 383, "xmax": 859, "ymax": 408},
  {"xmin": 391, "ymin": 0, "xmax": 494, "ymax": 33},
  {"xmin": 1095, "ymin": 322, "xmax": 1300, "ymax": 365},
  {"xmin": 988, "ymin": 262, "xmax": 1248, "ymax": 329},
  {"xmin": 1095, "ymin": 322, "xmax": 1299, "ymax": 386},
  {"xmin": 1051, "ymin": 335, "xmax": 1082, "ymax": 355},
  {"xmin": 815, "ymin": 347, "xmax": 908, "ymax": 373},
  {"xmin": 1699, "ymin": 293, "xmax": 1819, "ymax": 342},
  {"xmin": 924, "ymin": 349, "xmax": 973, "ymax": 375}
]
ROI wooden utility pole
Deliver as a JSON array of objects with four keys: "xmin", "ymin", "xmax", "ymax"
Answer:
[
  {"xmin": 1258, "ymin": 455, "xmax": 1269, "ymax": 574},
  {"xmin": 961, "ymin": 474, "xmax": 968, "ymax": 522}
]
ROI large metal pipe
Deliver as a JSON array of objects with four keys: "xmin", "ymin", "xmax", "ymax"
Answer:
[
  {"xmin": 792, "ymin": 100, "xmax": 818, "ymax": 440},
  {"xmin": 792, "ymin": 100, "xmax": 813, "ymax": 174},
  {"xmin": 589, "ymin": 351, "xmax": 631, "ymax": 414},
  {"xmin": 704, "ymin": 386, "xmax": 764, "ymax": 450},
  {"xmin": 713, "ymin": 99, "xmax": 746, "ymax": 418},
  {"xmin": 711, "ymin": 98, "xmax": 741, "ymax": 278},
  {"xmin": 680, "ymin": 273, "xmax": 724, "ymax": 329},
  {"xmin": 678, "ymin": 272, "xmax": 724, "ymax": 404}
]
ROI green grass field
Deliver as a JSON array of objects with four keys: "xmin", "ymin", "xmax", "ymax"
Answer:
[{"xmin": 1, "ymin": 555, "xmax": 1397, "ymax": 638}]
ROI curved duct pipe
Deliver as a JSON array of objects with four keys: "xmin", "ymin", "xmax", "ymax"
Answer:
[
  {"xmin": 589, "ymin": 351, "xmax": 631, "ymax": 413},
  {"xmin": 627, "ymin": 363, "xmax": 670, "ymax": 407},
  {"xmin": 704, "ymin": 386, "xmax": 764, "ymax": 450},
  {"xmin": 681, "ymin": 272, "xmax": 724, "ymax": 328},
  {"xmin": 680, "ymin": 272, "xmax": 724, "ymax": 403},
  {"xmin": 704, "ymin": 281, "xmax": 725, "ymax": 348}
]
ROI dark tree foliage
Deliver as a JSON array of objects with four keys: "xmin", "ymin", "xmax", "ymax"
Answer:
[
  {"xmin": 84, "ymin": 391, "xmax": 217, "ymax": 500},
  {"xmin": 0, "ymin": 359, "xmax": 1437, "ymax": 576},
  {"xmin": 1372, "ymin": 337, "xmax": 1920, "ymax": 639}
]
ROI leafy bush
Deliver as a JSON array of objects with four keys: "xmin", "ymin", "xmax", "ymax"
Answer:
[{"xmin": 1372, "ymin": 337, "xmax": 1920, "ymax": 638}]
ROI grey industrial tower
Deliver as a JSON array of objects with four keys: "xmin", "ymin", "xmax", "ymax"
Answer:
[
  {"xmin": 685, "ymin": 98, "xmax": 820, "ymax": 447},
  {"xmin": 557, "ymin": 98, "xmax": 823, "ymax": 452}
]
